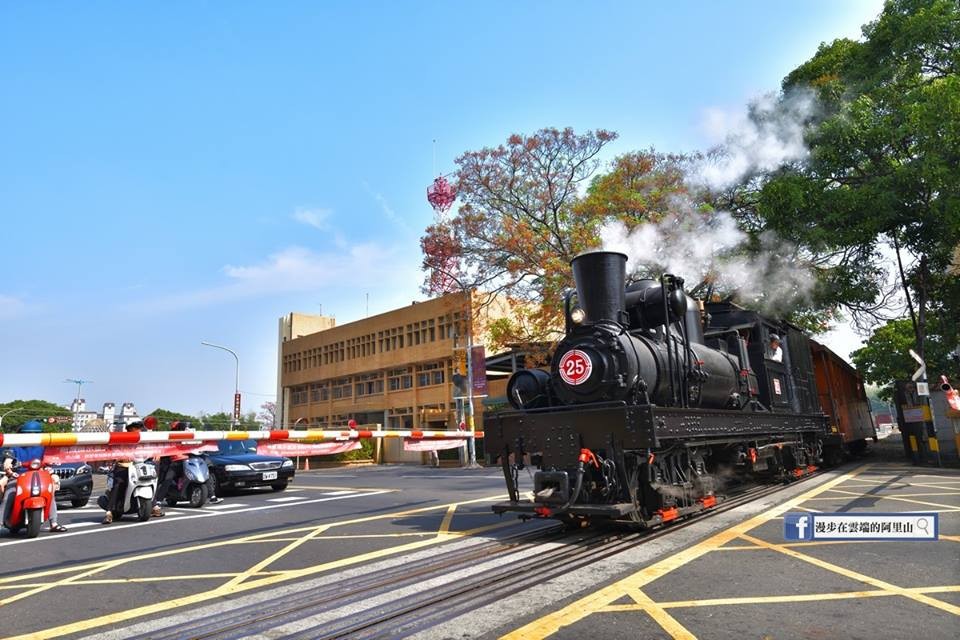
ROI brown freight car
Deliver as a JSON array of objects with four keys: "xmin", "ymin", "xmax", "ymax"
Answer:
[{"xmin": 810, "ymin": 338, "xmax": 877, "ymax": 463}]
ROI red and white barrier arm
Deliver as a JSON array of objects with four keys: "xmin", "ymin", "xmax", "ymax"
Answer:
[{"xmin": 0, "ymin": 428, "xmax": 484, "ymax": 447}]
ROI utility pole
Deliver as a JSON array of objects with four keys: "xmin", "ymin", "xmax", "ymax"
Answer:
[
  {"xmin": 465, "ymin": 325, "xmax": 478, "ymax": 467},
  {"xmin": 64, "ymin": 378, "xmax": 92, "ymax": 430}
]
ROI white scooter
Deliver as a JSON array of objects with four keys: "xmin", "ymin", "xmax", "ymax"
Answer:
[{"xmin": 97, "ymin": 460, "xmax": 158, "ymax": 522}]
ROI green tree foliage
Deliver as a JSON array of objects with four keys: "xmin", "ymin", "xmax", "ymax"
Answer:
[
  {"xmin": 421, "ymin": 128, "xmax": 618, "ymax": 345},
  {"xmin": 145, "ymin": 408, "xmax": 200, "ymax": 430},
  {"xmin": 759, "ymin": 0, "xmax": 960, "ymax": 358},
  {"xmin": 0, "ymin": 400, "xmax": 73, "ymax": 433},
  {"xmin": 851, "ymin": 318, "xmax": 954, "ymax": 400},
  {"xmin": 199, "ymin": 411, "xmax": 260, "ymax": 431}
]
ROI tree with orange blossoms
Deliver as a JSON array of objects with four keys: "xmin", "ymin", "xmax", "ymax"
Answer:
[
  {"xmin": 420, "ymin": 128, "xmax": 617, "ymax": 346},
  {"xmin": 576, "ymin": 149, "xmax": 695, "ymax": 227}
]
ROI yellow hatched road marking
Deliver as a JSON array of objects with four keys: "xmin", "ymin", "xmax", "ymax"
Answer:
[
  {"xmin": 0, "ymin": 494, "xmax": 507, "ymax": 586},
  {"xmin": 219, "ymin": 523, "xmax": 331, "ymax": 590},
  {"xmin": 3, "ymin": 494, "xmax": 512, "ymax": 640},
  {"xmin": 824, "ymin": 488, "xmax": 960, "ymax": 510},
  {"xmin": 627, "ymin": 588, "xmax": 696, "ymax": 639},
  {"xmin": 840, "ymin": 478, "xmax": 960, "ymax": 491},
  {"xmin": 599, "ymin": 585, "xmax": 960, "ymax": 610},
  {"xmin": 0, "ymin": 572, "xmax": 288, "ymax": 589},
  {"xmin": 717, "ymin": 539, "xmax": 874, "ymax": 550},
  {"xmin": 499, "ymin": 464, "xmax": 872, "ymax": 639},
  {"xmin": 739, "ymin": 533, "xmax": 960, "ymax": 617}
]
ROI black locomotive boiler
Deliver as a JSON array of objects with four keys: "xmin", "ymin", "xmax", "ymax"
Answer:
[{"xmin": 487, "ymin": 250, "xmax": 828, "ymax": 527}]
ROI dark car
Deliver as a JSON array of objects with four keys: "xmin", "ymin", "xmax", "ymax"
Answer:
[
  {"xmin": 48, "ymin": 463, "xmax": 94, "ymax": 508},
  {"xmin": 207, "ymin": 440, "xmax": 294, "ymax": 493}
]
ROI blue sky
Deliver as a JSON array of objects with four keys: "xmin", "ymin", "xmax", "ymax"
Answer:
[{"xmin": 0, "ymin": 1, "xmax": 884, "ymax": 418}]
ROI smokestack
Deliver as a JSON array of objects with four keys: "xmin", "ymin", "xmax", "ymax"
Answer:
[{"xmin": 571, "ymin": 251, "xmax": 627, "ymax": 325}]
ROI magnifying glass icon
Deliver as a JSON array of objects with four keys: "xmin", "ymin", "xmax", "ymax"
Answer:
[{"xmin": 916, "ymin": 518, "xmax": 930, "ymax": 535}]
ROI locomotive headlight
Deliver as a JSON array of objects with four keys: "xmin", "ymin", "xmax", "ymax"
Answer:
[{"xmin": 570, "ymin": 307, "xmax": 586, "ymax": 324}]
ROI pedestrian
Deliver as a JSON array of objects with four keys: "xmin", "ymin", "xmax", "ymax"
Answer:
[
  {"xmin": 102, "ymin": 420, "xmax": 144, "ymax": 524},
  {"xmin": 2, "ymin": 421, "xmax": 68, "ymax": 532}
]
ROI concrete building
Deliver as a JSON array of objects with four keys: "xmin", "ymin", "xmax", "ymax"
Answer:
[
  {"xmin": 69, "ymin": 399, "xmax": 99, "ymax": 429},
  {"xmin": 117, "ymin": 402, "xmax": 140, "ymax": 428},
  {"xmin": 102, "ymin": 402, "xmax": 116, "ymax": 427},
  {"xmin": 278, "ymin": 291, "xmax": 505, "ymax": 462}
]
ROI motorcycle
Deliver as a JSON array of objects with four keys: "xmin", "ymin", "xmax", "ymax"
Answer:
[
  {"xmin": 163, "ymin": 454, "xmax": 210, "ymax": 508},
  {"xmin": 97, "ymin": 460, "xmax": 158, "ymax": 522},
  {"xmin": 2, "ymin": 459, "xmax": 55, "ymax": 538}
]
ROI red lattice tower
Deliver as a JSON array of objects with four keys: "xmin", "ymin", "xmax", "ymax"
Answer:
[
  {"xmin": 427, "ymin": 175, "xmax": 456, "ymax": 214},
  {"xmin": 427, "ymin": 175, "xmax": 459, "ymax": 292}
]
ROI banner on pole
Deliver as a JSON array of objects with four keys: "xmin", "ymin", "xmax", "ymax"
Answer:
[
  {"xmin": 403, "ymin": 438, "xmax": 465, "ymax": 452},
  {"xmin": 42, "ymin": 443, "xmax": 219, "ymax": 464},
  {"xmin": 471, "ymin": 345, "xmax": 487, "ymax": 397}
]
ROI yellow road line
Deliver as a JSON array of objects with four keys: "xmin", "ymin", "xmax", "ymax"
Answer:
[
  {"xmin": 220, "ymin": 523, "xmax": 331, "ymax": 590},
  {"xmin": 0, "ymin": 494, "xmax": 507, "ymax": 586},
  {"xmin": 627, "ymin": 588, "xmax": 696, "ymax": 639},
  {"xmin": 716, "ymin": 540, "xmax": 873, "ymax": 551},
  {"xmin": 0, "ymin": 572, "xmax": 284, "ymax": 589},
  {"xmin": 840, "ymin": 478, "xmax": 960, "ymax": 491},
  {"xmin": 5, "ymin": 495, "xmax": 511, "ymax": 640},
  {"xmin": 739, "ymin": 534, "xmax": 960, "ymax": 617},
  {"xmin": 438, "ymin": 504, "xmax": 457, "ymax": 535},
  {"xmin": 823, "ymin": 488, "xmax": 960, "ymax": 510},
  {"xmin": 500, "ymin": 464, "xmax": 872, "ymax": 639},
  {"xmin": 599, "ymin": 585, "xmax": 960, "ymax": 610}
]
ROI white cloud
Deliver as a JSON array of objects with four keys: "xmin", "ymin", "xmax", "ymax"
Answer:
[
  {"xmin": 362, "ymin": 183, "xmax": 411, "ymax": 234},
  {"xmin": 0, "ymin": 294, "xmax": 26, "ymax": 319},
  {"xmin": 292, "ymin": 207, "xmax": 332, "ymax": 230},
  {"xmin": 134, "ymin": 243, "xmax": 423, "ymax": 312}
]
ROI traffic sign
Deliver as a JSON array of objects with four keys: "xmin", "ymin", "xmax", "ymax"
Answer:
[
  {"xmin": 910, "ymin": 349, "xmax": 926, "ymax": 382},
  {"xmin": 916, "ymin": 382, "xmax": 930, "ymax": 396}
]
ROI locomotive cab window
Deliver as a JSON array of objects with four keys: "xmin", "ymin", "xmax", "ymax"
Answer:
[{"xmin": 766, "ymin": 331, "xmax": 784, "ymax": 363}]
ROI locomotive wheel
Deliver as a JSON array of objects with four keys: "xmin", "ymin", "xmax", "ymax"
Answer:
[{"xmin": 557, "ymin": 514, "xmax": 590, "ymax": 530}]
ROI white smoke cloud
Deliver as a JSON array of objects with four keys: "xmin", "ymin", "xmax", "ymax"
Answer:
[
  {"xmin": 694, "ymin": 90, "xmax": 817, "ymax": 190},
  {"xmin": 601, "ymin": 210, "xmax": 816, "ymax": 314},
  {"xmin": 600, "ymin": 90, "xmax": 820, "ymax": 314}
]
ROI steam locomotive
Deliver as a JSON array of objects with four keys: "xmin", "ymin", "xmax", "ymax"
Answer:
[{"xmin": 487, "ymin": 250, "xmax": 847, "ymax": 528}]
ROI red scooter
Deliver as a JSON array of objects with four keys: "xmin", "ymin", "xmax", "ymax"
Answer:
[{"xmin": 2, "ymin": 459, "xmax": 55, "ymax": 538}]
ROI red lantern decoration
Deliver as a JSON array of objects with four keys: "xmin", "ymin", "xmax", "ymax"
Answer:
[{"xmin": 427, "ymin": 176, "xmax": 456, "ymax": 214}]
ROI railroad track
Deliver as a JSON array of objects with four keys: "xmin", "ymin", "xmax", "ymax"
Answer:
[{"xmin": 130, "ymin": 470, "xmax": 828, "ymax": 640}]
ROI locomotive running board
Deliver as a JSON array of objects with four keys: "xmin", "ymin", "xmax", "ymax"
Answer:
[{"xmin": 491, "ymin": 500, "xmax": 638, "ymax": 518}]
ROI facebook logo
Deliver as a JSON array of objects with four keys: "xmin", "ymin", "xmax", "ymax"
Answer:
[{"xmin": 784, "ymin": 513, "xmax": 813, "ymax": 541}]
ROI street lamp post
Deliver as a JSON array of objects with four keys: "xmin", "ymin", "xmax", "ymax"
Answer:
[
  {"xmin": 201, "ymin": 341, "xmax": 240, "ymax": 429},
  {"xmin": 0, "ymin": 407, "xmax": 25, "ymax": 431}
]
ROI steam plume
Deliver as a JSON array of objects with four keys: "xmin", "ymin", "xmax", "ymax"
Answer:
[{"xmin": 600, "ymin": 91, "xmax": 819, "ymax": 313}]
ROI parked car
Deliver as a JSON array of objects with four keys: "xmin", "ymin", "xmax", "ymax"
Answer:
[
  {"xmin": 48, "ymin": 463, "xmax": 94, "ymax": 508},
  {"xmin": 207, "ymin": 440, "xmax": 294, "ymax": 493}
]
